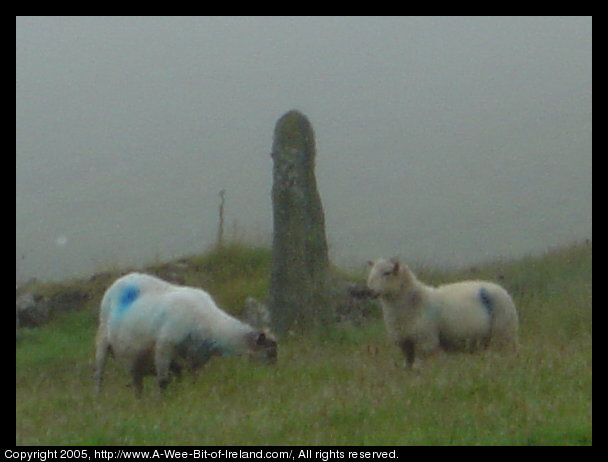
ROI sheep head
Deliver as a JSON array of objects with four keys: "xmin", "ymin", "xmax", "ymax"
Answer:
[{"xmin": 246, "ymin": 330, "xmax": 278, "ymax": 365}]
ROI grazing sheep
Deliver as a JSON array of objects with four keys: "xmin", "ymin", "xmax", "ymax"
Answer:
[
  {"xmin": 94, "ymin": 272, "xmax": 277, "ymax": 397},
  {"xmin": 366, "ymin": 258, "xmax": 519, "ymax": 369}
]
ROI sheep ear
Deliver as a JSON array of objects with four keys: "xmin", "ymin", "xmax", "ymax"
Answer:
[
  {"xmin": 390, "ymin": 258, "xmax": 400, "ymax": 275},
  {"xmin": 367, "ymin": 260, "xmax": 374, "ymax": 267}
]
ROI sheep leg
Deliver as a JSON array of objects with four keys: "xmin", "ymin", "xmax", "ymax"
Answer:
[
  {"xmin": 398, "ymin": 339, "xmax": 416, "ymax": 369},
  {"xmin": 123, "ymin": 358, "xmax": 145, "ymax": 398},
  {"xmin": 93, "ymin": 334, "xmax": 110, "ymax": 394},
  {"xmin": 131, "ymin": 372, "xmax": 144, "ymax": 398},
  {"xmin": 154, "ymin": 341, "xmax": 174, "ymax": 394}
]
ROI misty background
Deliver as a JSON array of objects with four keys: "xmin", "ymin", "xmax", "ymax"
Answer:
[{"xmin": 16, "ymin": 16, "xmax": 592, "ymax": 283}]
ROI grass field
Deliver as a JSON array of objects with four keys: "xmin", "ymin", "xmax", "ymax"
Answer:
[{"xmin": 16, "ymin": 242, "xmax": 592, "ymax": 445}]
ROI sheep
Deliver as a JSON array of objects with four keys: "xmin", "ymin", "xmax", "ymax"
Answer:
[
  {"xmin": 94, "ymin": 272, "xmax": 277, "ymax": 397},
  {"xmin": 366, "ymin": 258, "xmax": 519, "ymax": 369}
]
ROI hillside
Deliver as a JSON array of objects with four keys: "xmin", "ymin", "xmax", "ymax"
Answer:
[{"xmin": 16, "ymin": 241, "xmax": 592, "ymax": 445}]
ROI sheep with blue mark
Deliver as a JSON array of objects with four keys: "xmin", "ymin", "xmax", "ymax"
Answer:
[
  {"xmin": 366, "ymin": 258, "xmax": 519, "ymax": 369},
  {"xmin": 94, "ymin": 272, "xmax": 277, "ymax": 397}
]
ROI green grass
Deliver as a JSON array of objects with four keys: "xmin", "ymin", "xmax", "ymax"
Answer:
[{"xmin": 16, "ymin": 242, "xmax": 592, "ymax": 445}]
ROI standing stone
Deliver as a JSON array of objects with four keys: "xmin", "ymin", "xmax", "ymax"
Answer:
[{"xmin": 269, "ymin": 110, "xmax": 330, "ymax": 335}]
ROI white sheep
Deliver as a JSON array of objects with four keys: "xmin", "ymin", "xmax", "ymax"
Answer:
[
  {"xmin": 94, "ymin": 272, "xmax": 277, "ymax": 397},
  {"xmin": 366, "ymin": 258, "xmax": 519, "ymax": 369}
]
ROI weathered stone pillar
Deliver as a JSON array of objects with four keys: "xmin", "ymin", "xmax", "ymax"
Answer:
[{"xmin": 269, "ymin": 110, "xmax": 330, "ymax": 335}]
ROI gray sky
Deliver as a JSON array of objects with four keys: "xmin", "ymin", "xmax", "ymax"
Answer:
[{"xmin": 16, "ymin": 16, "xmax": 592, "ymax": 282}]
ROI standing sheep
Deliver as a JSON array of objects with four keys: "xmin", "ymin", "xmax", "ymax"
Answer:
[
  {"xmin": 94, "ymin": 272, "xmax": 277, "ymax": 397},
  {"xmin": 366, "ymin": 258, "xmax": 519, "ymax": 369}
]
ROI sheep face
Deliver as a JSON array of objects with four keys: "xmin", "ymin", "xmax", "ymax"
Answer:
[
  {"xmin": 366, "ymin": 258, "xmax": 411, "ymax": 299},
  {"xmin": 245, "ymin": 331, "xmax": 278, "ymax": 365}
]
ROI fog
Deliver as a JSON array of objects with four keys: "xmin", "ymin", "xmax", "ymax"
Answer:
[{"xmin": 16, "ymin": 16, "xmax": 592, "ymax": 282}]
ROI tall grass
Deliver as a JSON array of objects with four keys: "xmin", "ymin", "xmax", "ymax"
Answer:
[{"xmin": 16, "ymin": 242, "xmax": 591, "ymax": 445}]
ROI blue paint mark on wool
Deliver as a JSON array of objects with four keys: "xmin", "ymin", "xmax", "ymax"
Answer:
[
  {"xmin": 117, "ymin": 284, "xmax": 139, "ymax": 315},
  {"xmin": 479, "ymin": 287, "xmax": 493, "ymax": 315}
]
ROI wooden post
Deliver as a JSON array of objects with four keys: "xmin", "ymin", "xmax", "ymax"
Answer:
[{"xmin": 217, "ymin": 189, "xmax": 226, "ymax": 248}]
